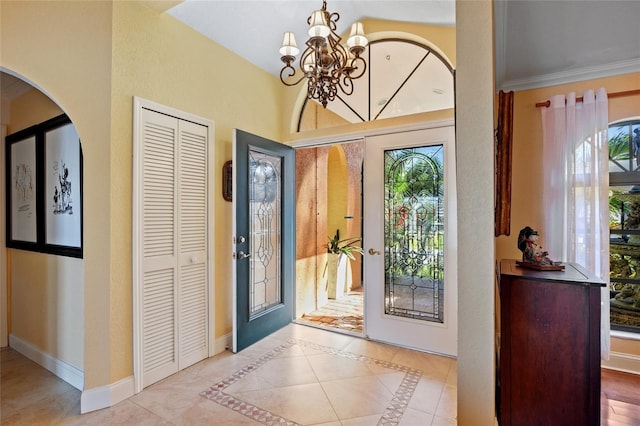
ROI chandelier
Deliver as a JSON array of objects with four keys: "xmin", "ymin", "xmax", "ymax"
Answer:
[{"xmin": 279, "ymin": 0, "xmax": 369, "ymax": 108}]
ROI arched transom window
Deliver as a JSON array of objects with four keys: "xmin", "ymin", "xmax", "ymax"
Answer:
[{"xmin": 298, "ymin": 38, "xmax": 455, "ymax": 132}]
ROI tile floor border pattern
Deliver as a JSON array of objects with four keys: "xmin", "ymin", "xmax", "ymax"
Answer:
[{"xmin": 199, "ymin": 338, "xmax": 423, "ymax": 426}]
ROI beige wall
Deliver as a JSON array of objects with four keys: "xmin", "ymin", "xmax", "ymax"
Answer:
[
  {"xmin": 496, "ymin": 72, "xmax": 640, "ymax": 360},
  {"xmin": 2, "ymin": 0, "xmax": 283, "ymax": 390},
  {"xmin": 5, "ymin": 89, "xmax": 85, "ymax": 370},
  {"xmin": 6, "ymin": 89, "xmax": 62, "ymax": 133},
  {"xmin": 455, "ymin": 1, "xmax": 495, "ymax": 423},
  {"xmin": 1, "ymin": 0, "xmax": 114, "ymax": 388},
  {"xmin": 10, "ymin": 251, "xmax": 84, "ymax": 368},
  {"xmin": 110, "ymin": 0, "xmax": 282, "ymax": 381}
]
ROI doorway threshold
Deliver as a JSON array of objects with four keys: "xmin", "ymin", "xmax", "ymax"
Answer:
[
  {"xmin": 295, "ymin": 290, "xmax": 364, "ymax": 337},
  {"xmin": 294, "ymin": 318, "xmax": 364, "ymax": 338}
]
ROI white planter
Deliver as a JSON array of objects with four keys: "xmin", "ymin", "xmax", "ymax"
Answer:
[{"xmin": 327, "ymin": 253, "xmax": 349, "ymax": 299}]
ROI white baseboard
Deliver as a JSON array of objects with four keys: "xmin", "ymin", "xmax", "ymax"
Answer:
[
  {"xmin": 8, "ymin": 333, "xmax": 135, "ymax": 414},
  {"xmin": 9, "ymin": 334, "xmax": 83, "ymax": 391},
  {"xmin": 214, "ymin": 332, "xmax": 232, "ymax": 355},
  {"xmin": 80, "ymin": 376, "xmax": 134, "ymax": 414},
  {"xmin": 602, "ymin": 351, "xmax": 640, "ymax": 375},
  {"xmin": 11, "ymin": 330, "xmax": 230, "ymax": 414},
  {"xmin": 111, "ymin": 376, "xmax": 135, "ymax": 406},
  {"xmin": 80, "ymin": 383, "xmax": 110, "ymax": 414}
]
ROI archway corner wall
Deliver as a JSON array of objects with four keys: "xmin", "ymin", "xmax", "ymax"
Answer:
[{"xmin": 1, "ymin": 0, "xmax": 116, "ymax": 404}]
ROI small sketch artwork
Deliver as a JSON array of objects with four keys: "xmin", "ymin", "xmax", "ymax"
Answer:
[
  {"xmin": 52, "ymin": 160, "xmax": 73, "ymax": 215},
  {"xmin": 14, "ymin": 163, "xmax": 34, "ymax": 214},
  {"xmin": 15, "ymin": 163, "xmax": 34, "ymax": 201}
]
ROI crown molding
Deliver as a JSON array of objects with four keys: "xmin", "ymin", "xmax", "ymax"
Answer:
[{"xmin": 499, "ymin": 58, "xmax": 640, "ymax": 93}]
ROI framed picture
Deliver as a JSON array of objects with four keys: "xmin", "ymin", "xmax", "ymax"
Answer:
[
  {"xmin": 44, "ymin": 120, "xmax": 83, "ymax": 255},
  {"xmin": 4, "ymin": 114, "xmax": 83, "ymax": 258},
  {"xmin": 6, "ymin": 131, "xmax": 38, "ymax": 248},
  {"xmin": 222, "ymin": 160, "xmax": 232, "ymax": 202}
]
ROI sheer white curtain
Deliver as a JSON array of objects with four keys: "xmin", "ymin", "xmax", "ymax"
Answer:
[{"xmin": 541, "ymin": 88, "xmax": 610, "ymax": 359}]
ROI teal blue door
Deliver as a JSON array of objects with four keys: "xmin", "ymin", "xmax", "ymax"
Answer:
[{"xmin": 232, "ymin": 129, "xmax": 295, "ymax": 352}]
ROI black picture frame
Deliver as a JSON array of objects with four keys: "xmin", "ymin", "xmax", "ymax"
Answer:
[
  {"xmin": 6, "ymin": 128, "xmax": 38, "ymax": 250},
  {"xmin": 5, "ymin": 114, "xmax": 83, "ymax": 258}
]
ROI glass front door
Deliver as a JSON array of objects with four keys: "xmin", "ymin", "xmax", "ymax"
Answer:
[
  {"xmin": 232, "ymin": 129, "xmax": 295, "ymax": 352},
  {"xmin": 364, "ymin": 127, "xmax": 457, "ymax": 356}
]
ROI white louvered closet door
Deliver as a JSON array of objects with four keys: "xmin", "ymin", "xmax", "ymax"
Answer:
[
  {"xmin": 140, "ymin": 108, "xmax": 208, "ymax": 388},
  {"xmin": 176, "ymin": 120, "xmax": 208, "ymax": 368}
]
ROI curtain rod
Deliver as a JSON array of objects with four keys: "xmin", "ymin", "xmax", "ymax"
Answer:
[{"xmin": 535, "ymin": 89, "xmax": 640, "ymax": 108}]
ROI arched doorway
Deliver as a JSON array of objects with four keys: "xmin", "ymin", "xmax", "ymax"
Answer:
[
  {"xmin": 0, "ymin": 70, "xmax": 84, "ymax": 414},
  {"xmin": 295, "ymin": 141, "xmax": 364, "ymax": 334}
]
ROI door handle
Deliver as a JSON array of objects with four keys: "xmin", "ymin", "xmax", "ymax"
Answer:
[
  {"xmin": 368, "ymin": 248, "xmax": 381, "ymax": 255},
  {"xmin": 234, "ymin": 251, "xmax": 251, "ymax": 260}
]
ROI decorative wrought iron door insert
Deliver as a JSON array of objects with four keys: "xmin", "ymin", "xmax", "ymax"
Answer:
[{"xmin": 384, "ymin": 146, "xmax": 445, "ymax": 322}]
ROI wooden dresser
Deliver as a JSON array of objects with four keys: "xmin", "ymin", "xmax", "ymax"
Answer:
[{"xmin": 497, "ymin": 259, "xmax": 604, "ymax": 426}]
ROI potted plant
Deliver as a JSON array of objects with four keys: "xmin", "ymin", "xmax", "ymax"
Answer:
[{"xmin": 324, "ymin": 229, "xmax": 363, "ymax": 299}]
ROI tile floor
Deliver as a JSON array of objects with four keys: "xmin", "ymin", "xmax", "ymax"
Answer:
[{"xmin": 1, "ymin": 324, "xmax": 457, "ymax": 425}]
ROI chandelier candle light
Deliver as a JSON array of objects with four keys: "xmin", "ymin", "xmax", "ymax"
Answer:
[{"xmin": 279, "ymin": 0, "xmax": 369, "ymax": 108}]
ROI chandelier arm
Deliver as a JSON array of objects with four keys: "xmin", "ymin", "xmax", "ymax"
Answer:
[
  {"xmin": 333, "ymin": 69, "xmax": 354, "ymax": 96},
  {"xmin": 299, "ymin": 46, "xmax": 319, "ymax": 76},
  {"xmin": 327, "ymin": 12, "xmax": 340, "ymax": 32},
  {"xmin": 326, "ymin": 31, "xmax": 344, "ymax": 53},
  {"xmin": 347, "ymin": 56, "xmax": 367, "ymax": 80},
  {"xmin": 327, "ymin": 36, "xmax": 347, "ymax": 64},
  {"xmin": 339, "ymin": 76, "xmax": 354, "ymax": 96},
  {"xmin": 280, "ymin": 63, "xmax": 307, "ymax": 87}
]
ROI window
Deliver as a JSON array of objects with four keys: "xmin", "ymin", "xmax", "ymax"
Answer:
[
  {"xmin": 609, "ymin": 119, "xmax": 640, "ymax": 333},
  {"xmin": 298, "ymin": 38, "xmax": 454, "ymax": 132}
]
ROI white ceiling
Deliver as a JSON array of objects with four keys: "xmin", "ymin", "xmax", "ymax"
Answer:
[
  {"xmin": 168, "ymin": 0, "xmax": 640, "ymax": 92},
  {"xmin": 3, "ymin": 0, "xmax": 639, "ymax": 107},
  {"xmin": 495, "ymin": 0, "xmax": 640, "ymax": 91},
  {"xmin": 167, "ymin": 0, "xmax": 456, "ymax": 77}
]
